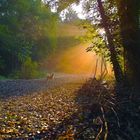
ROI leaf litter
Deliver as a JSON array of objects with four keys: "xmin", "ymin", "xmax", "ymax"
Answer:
[{"xmin": 0, "ymin": 82, "xmax": 99, "ymax": 139}]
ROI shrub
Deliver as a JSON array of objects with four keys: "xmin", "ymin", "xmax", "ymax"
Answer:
[
  {"xmin": 19, "ymin": 57, "xmax": 39, "ymax": 79},
  {"xmin": 0, "ymin": 75, "xmax": 7, "ymax": 80}
]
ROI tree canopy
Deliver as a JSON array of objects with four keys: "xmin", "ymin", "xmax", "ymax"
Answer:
[{"xmin": 0, "ymin": 0, "xmax": 58, "ymax": 77}]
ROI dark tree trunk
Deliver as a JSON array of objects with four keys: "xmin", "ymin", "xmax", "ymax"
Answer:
[
  {"xmin": 97, "ymin": 0, "xmax": 124, "ymax": 83},
  {"xmin": 117, "ymin": 0, "xmax": 140, "ymax": 86}
]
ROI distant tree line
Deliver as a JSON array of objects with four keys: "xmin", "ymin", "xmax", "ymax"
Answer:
[{"xmin": 0, "ymin": 0, "xmax": 58, "ymax": 78}]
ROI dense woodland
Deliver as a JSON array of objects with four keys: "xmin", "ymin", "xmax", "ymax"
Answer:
[
  {"xmin": 0, "ymin": 0, "xmax": 58, "ymax": 78},
  {"xmin": 0, "ymin": 0, "xmax": 140, "ymax": 139}
]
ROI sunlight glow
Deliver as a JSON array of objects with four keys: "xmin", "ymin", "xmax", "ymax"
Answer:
[
  {"xmin": 45, "ymin": 43, "xmax": 112, "ymax": 75},
  {"xmin": 71, "ymin": 3, "xmax": 86, "ymax": 19},
  {"xmin": 60, "ymin": 2, "xmax": 86, "ymax": 20}
]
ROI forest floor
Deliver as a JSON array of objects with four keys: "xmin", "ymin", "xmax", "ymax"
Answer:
[
  {"xmin": 0, "ymin": 74, "xmax": 140, "ymax": 140},
  {"xmin": 0, "ymin": 73, "xmax": 90, "ymax": 99}
]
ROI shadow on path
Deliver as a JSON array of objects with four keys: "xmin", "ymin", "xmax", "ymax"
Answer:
[
  {"xmin": 28, "ymin": 79, "xmax": 140, "ymax": 140},
  {"xmin": 25, "ymin": 78, "xmax": 114, "ymax": 140}
]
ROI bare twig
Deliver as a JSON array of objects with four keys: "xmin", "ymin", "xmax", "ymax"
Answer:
[
  {"xmin": 111, "ymin": 107, "xmax": 120, "ymax": 128},
  {"xmin": 95, "ymin": 125, "xmax": 103, "ymax": 140},
  {"xmin": 101, "ymin": 107, "xmax": 108, "ymax": 140}
]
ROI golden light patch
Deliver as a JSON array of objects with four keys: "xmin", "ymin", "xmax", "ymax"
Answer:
[{"xmin": 45, "ymin": 43, "xmax": 113, "ymax": 76}]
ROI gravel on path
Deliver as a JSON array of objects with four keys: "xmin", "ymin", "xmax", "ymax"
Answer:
[{"xmin": 0, "ymin": 73, "xmax": 90, "ymax": 99}]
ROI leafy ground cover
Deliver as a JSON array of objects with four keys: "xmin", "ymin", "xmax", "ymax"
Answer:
[
  {"xmin": 0, "ymin": 79, "xmax": 140, "ymax": 140},
  {"xmin": 0, "ymin": 83, "xmax": 79, "ymax": 139},
  {"xmin": 0, "ymin": 79, "xmax": 110, "ymax": 140}
]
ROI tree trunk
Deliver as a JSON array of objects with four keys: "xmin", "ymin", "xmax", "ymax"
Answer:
[
  {"xmin": 117, "ymin": 0, "xmax": 140, "ymax": 86},
  {"xmin": 97, "ymin": 0, "xmax": 124, "ymax": 83}
]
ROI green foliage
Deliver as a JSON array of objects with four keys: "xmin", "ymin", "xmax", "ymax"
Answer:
[
  {"xmin": 77, "ymin": 0, "xmax": 124, "ymax": 70},
  {"xmin": 57, "ymin": 0, "xmax": 80, "ymax": 11},
  {"xmin": 0, "ymin": 57, "xmax": 5, "ymax": 71},
  {"xmin": 79, "ymin": 21, "xmax": 111, "ymax": 61},
  {"xmin": 19, "ymin": 57, "xmax": 39, "ymax": 79},
  {"xmin": 61, "ymin": 7, "xmax": 79, "ymax": 22},
  {"xmin": 0, "ymin": 0, "xmax": 58, "ymax": 77},
  {"xmin": 0, "ymin": 75, "xmax": 7, "ymax": 80},
  {"xmin": 57, "ymin": 36, "xmax": 80, "ymax": 49}
]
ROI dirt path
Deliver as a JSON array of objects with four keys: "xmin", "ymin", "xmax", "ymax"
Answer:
[
  {"xmin": 0, "ymin": 73, "xmax": 90, "ymax": 98},
  {"xmin": 0, "ymin": 75, "xmax": 97, "ymax": 140}
]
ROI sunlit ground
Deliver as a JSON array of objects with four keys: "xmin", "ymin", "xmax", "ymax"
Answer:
[{"xmin": 44, "ymin": 43, "xmax": 113, "ymax": 76}]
